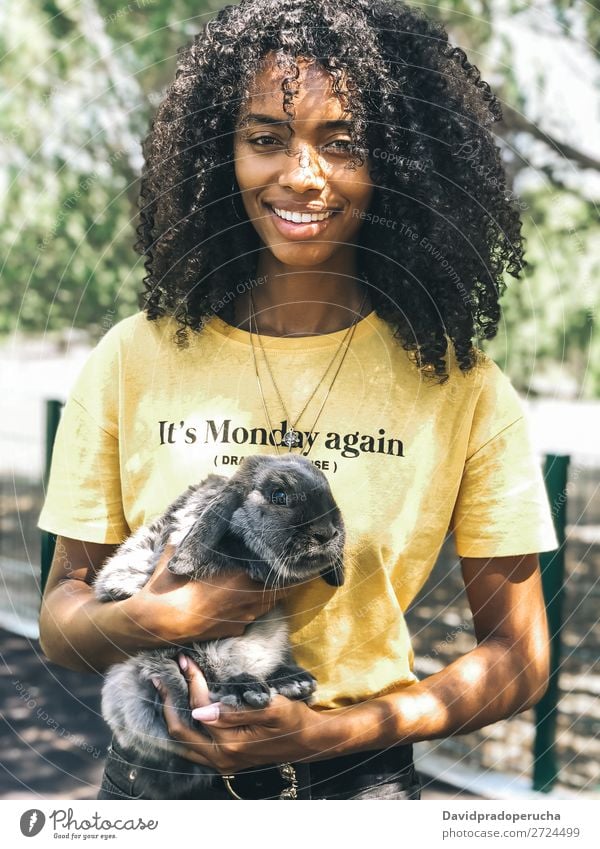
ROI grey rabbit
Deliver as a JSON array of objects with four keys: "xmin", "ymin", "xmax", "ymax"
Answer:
[{"xmin": 93, "ymin": 452, "xmax": 345, "ymax": 798}]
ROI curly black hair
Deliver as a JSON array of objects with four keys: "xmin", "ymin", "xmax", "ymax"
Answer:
[{"xmin": 135, "ymin": 0, "xmax": 527, "ymax": 382}]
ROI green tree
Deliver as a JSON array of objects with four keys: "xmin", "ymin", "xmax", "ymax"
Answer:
[{"xmin": 1, "ymin": 0, "xmax": 598, "ymax": 395}]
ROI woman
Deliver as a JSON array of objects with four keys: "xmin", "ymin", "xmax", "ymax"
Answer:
[{"xmin": 38, "ymin": 0, "xmax": 558, "ymax": 801}]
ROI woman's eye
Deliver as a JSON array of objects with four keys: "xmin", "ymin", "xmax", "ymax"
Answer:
[
  {"xmin": 323, "ymin": 139, "xmax": 354, "ymax": 154},
  {"xmin": 249, "ymin": 135, "xmax": 281, "ymax": 147},
  {"xmin": 248, "ymin": 137, "xmax": 354, "ymax": 154},
  {"xmin": 270, "ymin": 489, "xmax": 288, "ymax": 506}
]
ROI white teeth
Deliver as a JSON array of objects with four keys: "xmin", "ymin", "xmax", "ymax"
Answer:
[{"xmin": 272, "ymin": 206, "xmax": 334, "ymax": 223}]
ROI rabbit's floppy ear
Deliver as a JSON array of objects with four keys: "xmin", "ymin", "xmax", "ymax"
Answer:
[
  {"xmin": 320, "ymin": 561, "xmax": 344, "ymax": 587},
  {"xmin": 238, "ymin": 452, "xmax": 273, "ymax": 476},
  {"xmin": 168, "ymin": 480, "xmax": 244, "ymax": 576}
]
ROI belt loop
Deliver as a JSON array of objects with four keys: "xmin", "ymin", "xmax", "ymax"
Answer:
[{"xmin": 294, "ymin": 762, "xmax": 312, "ymax": 800}]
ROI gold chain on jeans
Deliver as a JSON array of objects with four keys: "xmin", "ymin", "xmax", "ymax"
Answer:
[{"xmin": 221, "ymin": 762, "xmax": 298, "ymax": 799}]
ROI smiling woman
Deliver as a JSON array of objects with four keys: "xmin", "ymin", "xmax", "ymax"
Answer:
[
  {"xmin": 231, "ymin": 57, "xmax": 374, "ymax": 286},
  {"xmin": 38, "ymin": 0, "xmax": 558, "ymax": 803}
]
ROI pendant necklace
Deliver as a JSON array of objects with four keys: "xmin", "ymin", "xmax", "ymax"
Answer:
[{"xmin": 248, "ymin": 286, "xmax": 369, "ymax": 453}]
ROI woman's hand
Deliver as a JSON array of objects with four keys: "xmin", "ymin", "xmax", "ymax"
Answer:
[
  {"xmin": 128, "ymin": 544, "xmax": 288, "ymax": 644},
  {"xmin": 154, "ymin": 655, "xmax": 333, "ymax": 773}
]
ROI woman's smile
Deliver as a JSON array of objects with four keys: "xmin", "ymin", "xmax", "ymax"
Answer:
[{"xmin": 263, "ymin": 201, "xmax": 343, "ymax": 240}]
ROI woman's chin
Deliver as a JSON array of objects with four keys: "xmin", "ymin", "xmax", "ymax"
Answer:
[{"xmin": 260, "ymin": 240, "xmax": 340, "ymax": 268}]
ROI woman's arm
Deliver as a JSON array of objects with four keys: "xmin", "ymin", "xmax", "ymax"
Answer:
[
  {"xmin": 40, "ymin": 536, "xmax": 137, "ymax": 672},
  {"xmin": 314, "ymin": 552, "xmax": 550, "ymax": 756},
  {"xmin": 39, "ymin": 535, "xmax": 284, "ymax": 674},
  {"xmin": 154, "ymin": 552, "xmax": 551, "ymax": 771}
]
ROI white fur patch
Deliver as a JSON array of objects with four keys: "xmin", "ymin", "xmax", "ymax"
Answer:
[
  {"xmin": 193, "ymin": 608, "xmax": 288, "ymax": 680},
  {"xmin": 94, "ymin": 527, "xmax": 156, "ymax": 600},
  {"xmin": 247, "ymin": 489, "xmax": 266, "ymax": 506},
  {"xmin": 168, "ymin": 527, "xmax": 188, "ymax": 546}
]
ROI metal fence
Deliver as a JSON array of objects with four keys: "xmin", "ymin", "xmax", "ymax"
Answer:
[
  {"xmin": 406, "ymin": 456, "xmax": 599, "ymax": 797},
  {"xmin": 0, "ymin": 399, "xmax": 598, "ymax": 796}
]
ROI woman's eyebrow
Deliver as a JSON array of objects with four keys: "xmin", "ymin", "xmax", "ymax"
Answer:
[{"xmin": 237, "ymin": 113, "xmax": 353, "ymax": 132}]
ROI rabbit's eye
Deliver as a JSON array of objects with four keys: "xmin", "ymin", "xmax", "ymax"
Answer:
[{"xmin": 270, "ymin": 489, "xmax": 288, "ymax": 506}]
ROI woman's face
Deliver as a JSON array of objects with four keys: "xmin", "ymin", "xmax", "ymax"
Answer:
[{"xmin": 233, "ymin": 54, "xmax": 374, "ymax": 267}]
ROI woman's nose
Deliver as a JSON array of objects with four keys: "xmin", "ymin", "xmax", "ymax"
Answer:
[{"xmin": 278, "ymin": 146, "xmax": 327, "ymax": 192}]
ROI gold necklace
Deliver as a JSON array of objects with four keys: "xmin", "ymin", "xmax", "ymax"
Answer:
[{"xmin": 248, "ymin": 287, "xmax": 369, "ymax": 453}]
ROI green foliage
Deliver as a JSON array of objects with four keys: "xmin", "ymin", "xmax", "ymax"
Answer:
[
  {"xmin": 484, "ymin": 188, "xmax": 600, "ymax": 398},
  {"xmin": 1, "ymin": 0, "xmax": 598, "ymax": 394},
  {"xmin": 0, "ymin": 0, "xmax": 217, "ymax": 339}
]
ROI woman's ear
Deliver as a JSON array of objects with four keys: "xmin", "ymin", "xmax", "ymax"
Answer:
[{"xmin": 168, "ymin": 482, "xmax": 243, "ymax": 577}]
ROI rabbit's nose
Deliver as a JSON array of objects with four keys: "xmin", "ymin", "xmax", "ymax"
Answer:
[{"xmin": 313, "ymin": 527, "xmax": 339, "ymax": 544}]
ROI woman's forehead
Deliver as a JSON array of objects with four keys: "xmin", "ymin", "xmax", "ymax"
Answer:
[{"xmin": 239, "ymin": 55, "xmax": 351, "ymax": 125}]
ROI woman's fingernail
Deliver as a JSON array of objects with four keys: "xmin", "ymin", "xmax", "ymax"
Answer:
[
  {"xmin": 178, "ymin": 654, "xmax": 188, "ymax": 671},
  {"xmin": 151, "ymin": 677, "xmax": 161, "ymax": 690},
  {"xmin": 191, "ymin": 705, "xmax": 220, "ymax": 722}
]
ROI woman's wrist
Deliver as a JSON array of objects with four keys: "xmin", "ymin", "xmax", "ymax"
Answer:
[
  {"xmin": 118, "ymin": 592, "xmax": 177, "ymax": 648},
  {"xmin": 302, "ymin": 699, "xmax": 403, "ymax": 761},
  {"xmin": 121, "ymin": 589, "xmax": 215, "ymax": 647}
]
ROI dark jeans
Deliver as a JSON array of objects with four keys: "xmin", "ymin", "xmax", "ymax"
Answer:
[{"xmin": 97, "ymin": 736, "xmax": 422, "ymax": 800}]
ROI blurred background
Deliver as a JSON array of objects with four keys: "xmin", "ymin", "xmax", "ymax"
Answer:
[{"xmin": 0, "ymin": 0, "xmax": 598, "ymax": 800}]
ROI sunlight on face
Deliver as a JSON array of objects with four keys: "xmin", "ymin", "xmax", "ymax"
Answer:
[{"xmin": 233, "ymin": 52, "xmax": 374, "ymax": 268}]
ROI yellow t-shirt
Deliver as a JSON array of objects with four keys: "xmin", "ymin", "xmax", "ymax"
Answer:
[{"xmin": 38, "ymin": 309, "xmax": 558, "ymax": 708}]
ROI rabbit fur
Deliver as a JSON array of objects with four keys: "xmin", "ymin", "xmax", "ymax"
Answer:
[{"xmin": 94, "ymin": 452, "xmax": 345, "ymax": 798}]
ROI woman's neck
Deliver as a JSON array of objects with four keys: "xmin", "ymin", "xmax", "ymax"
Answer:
[{"xmin": 232, "ymin": 253, "xmax": 371, "ymax": 337}]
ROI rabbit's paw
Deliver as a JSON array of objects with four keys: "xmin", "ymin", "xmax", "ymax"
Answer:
[
  {"xmin": 268, "ymin": 664, "xmax": 317, "ymax": 701},
  {"xmin": 216, "ymin": 674, "xmax": 272, "ymax": 709}
]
